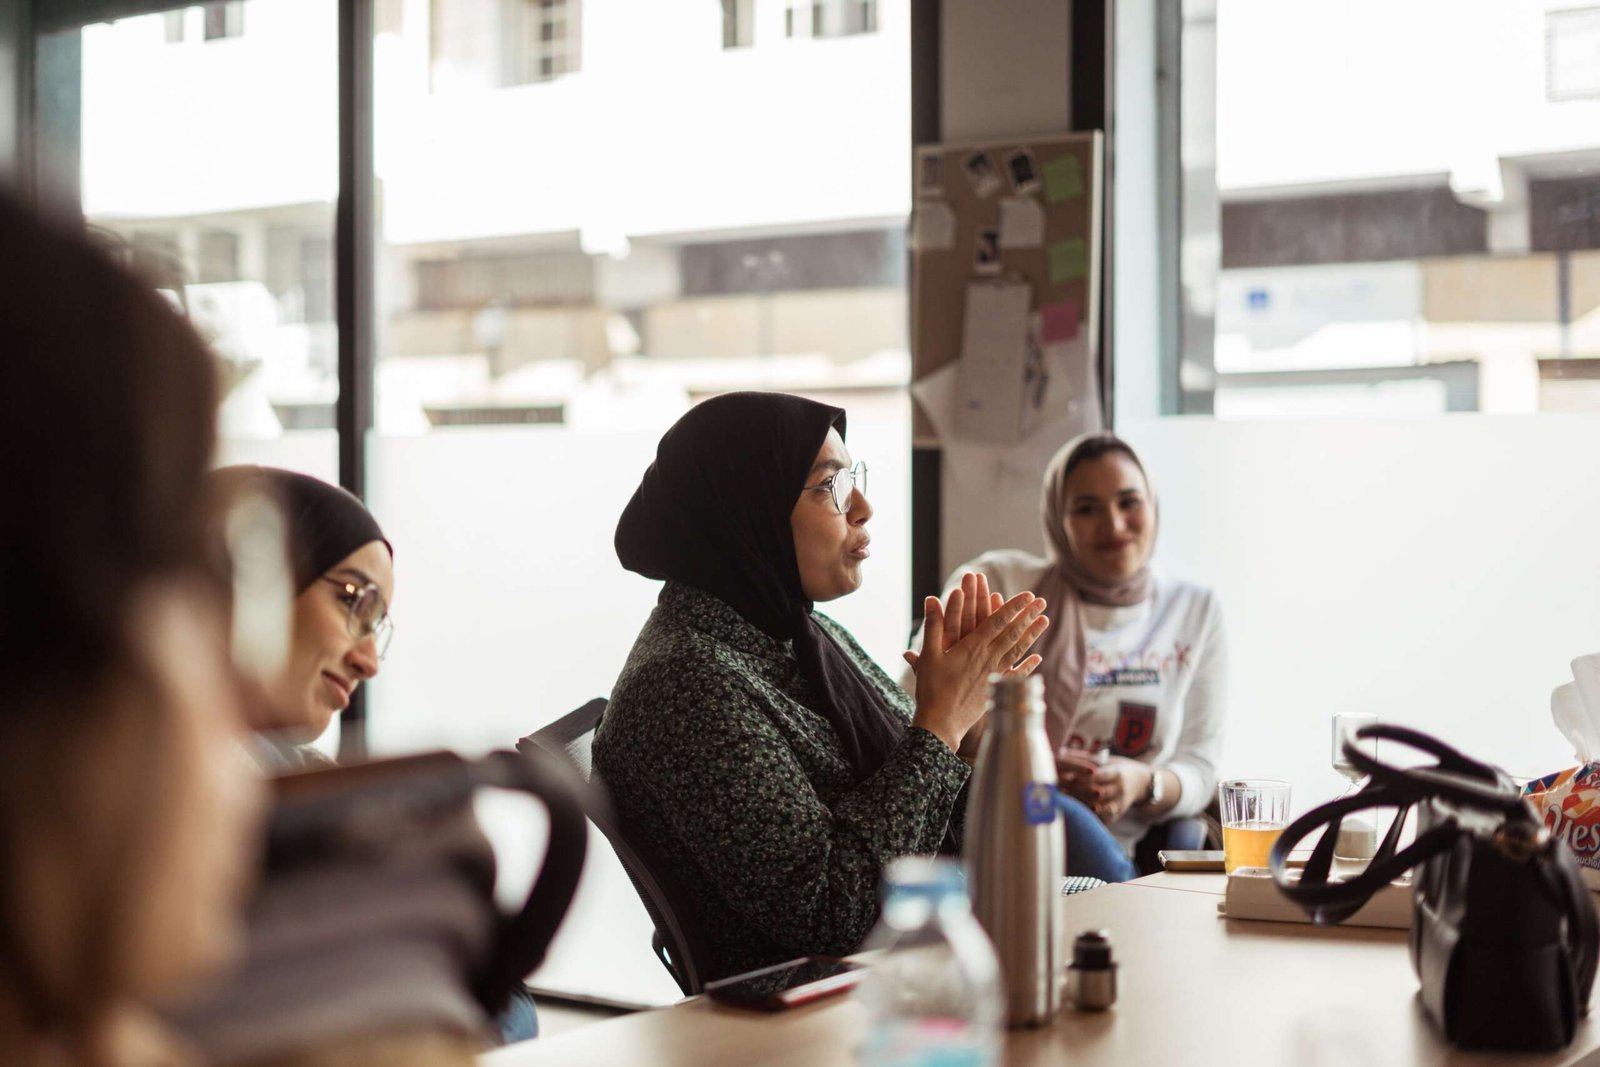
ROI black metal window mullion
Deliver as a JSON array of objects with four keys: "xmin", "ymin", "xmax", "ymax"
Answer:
[
  {"xmin": 336, "ymin": 0, "xmax": 375, "ymax": 761},
  {"xmin": 908, "ymin": 0, "xmax": 941, "ymax": 620},
  {"xmin": 1072, "ymin": 0, "xmax": 1111, "ymax": 426}
]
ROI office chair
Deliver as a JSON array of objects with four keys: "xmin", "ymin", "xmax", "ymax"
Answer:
[{"xmin": 519, "ymin": 698, "xmax": 712, "ymax": 997}]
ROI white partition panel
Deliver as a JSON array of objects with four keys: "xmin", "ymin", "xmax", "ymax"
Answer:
[
  {"xmin": 216, "ymin": 432, "xmax": 339, "ymax": 484},
  {"xmin": 1125, "ymin": 415, "xmax": 1600, "ymax": 818}
]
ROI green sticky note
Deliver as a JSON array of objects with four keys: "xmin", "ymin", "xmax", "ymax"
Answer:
[
  {"xmin": 1048, "ymin": 238, "xmax": 1088, "ymax": 284},
  {"xmin": 1043, "ymin": 155, "xmax": 1085, "ymax": 203}
]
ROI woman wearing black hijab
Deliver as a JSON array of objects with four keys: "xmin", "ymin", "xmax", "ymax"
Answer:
[
  {"xmin": 594, "ymin": 392, "xmax": 1050, "ymax": 982},
  {"xmin": 211, "ymin": 466, "xmax": 394, "ymax": 770},
  {"xmin": 205, "ymin": 469, "xmax": 549, "ymax": 1046}
]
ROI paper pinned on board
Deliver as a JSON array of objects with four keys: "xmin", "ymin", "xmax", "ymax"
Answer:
[
  {"xmin": 1047, "ymin": 238, "xmax": 1089, "ymax": 284},
  {"xmin": 913, "ymin": 327, "xmax": 1100, "ymax": 573},
  {"xmin": 955, "ymin": 280, "xmax": 1033, "ymax": 444},
  {"xmin": 1043, "ymin": 155, "xmax": 1085, "ymax": 204},
  {"xmin": 917, "ymin": 152, "xmax": 945, "ymax": 198},
  {"xmin": 1040, "ymin": 299, "xmax": 1080, "ymax": 343},
  {"xmin": 963, "ymin": 151, "xmax": 1003, "ymax": 198},
  {"xmin": 1005, "ymin": 147, "xmax": 1041, "ymax": 196},
  {"xmin": 910, "ymin": 201, "xmax": 956, "ymax": 252},
  {"xmin": 974, "ymin": 228, "xmax": 1002, "ymax": 275},
  {"xmin": 997, "ymin": 197, "xmax": 1046, "ymax": 249}
]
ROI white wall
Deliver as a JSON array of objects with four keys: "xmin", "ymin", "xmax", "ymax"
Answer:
[
  {"xmin": 1126, "ymin": 414, "xmax": 1600, "ymax": 819},
  {"xmin": 939, "ymin": 0, "xmax": 1070, "ymax": 142}
]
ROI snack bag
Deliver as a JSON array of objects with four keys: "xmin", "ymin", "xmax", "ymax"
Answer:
[{"xmin": 1524, "ymin": 653, "xmax": 1600, "ymax": 870}]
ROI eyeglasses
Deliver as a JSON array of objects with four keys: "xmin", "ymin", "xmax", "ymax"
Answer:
[
  {"xmin": 805, "ymin": 461, "xmax": 868, "ymax": 515},
  {"xmin": 319, "ymin": 577, "xmax": 395, "ymax": 660}
]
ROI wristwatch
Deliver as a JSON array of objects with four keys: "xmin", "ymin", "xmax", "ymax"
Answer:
[{"xmin": 1143, "ymin": 767, "xmax": 1165, "ymax": 808}]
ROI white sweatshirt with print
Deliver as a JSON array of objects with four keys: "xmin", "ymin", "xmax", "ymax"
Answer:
[{"xmin": 910, "ymin": 549, "xmax": 1228, "ymax": 852}]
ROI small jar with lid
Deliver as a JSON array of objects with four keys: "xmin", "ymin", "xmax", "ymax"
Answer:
[{"xmin": 1064, "ymin": 929, "xmax": 1117, "ymax": 1011}]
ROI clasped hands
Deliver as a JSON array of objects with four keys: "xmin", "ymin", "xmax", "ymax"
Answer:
[
  {"xmin": 903, "ymin": 572, "xmax": 1050, "ymax": 754},
  {"xmin": 1056, "ymin": 750, "xmax": 1153, "ymax": 825}
]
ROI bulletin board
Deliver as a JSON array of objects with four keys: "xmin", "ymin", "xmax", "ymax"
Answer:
[{"xmin": 909, "ymin": 131, "xmax": 1104, "ymax": 445}]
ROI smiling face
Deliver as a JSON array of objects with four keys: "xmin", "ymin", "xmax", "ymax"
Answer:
[
  {"xmin": 1061, "ymin": 451, "xmax": 1155, "ymax": 584},
  {"xmin": 790, "ymin": 428, "xmax": 873, "ymax": 603},
  {"xmin": 262, "ymin": 539, "xmax": 394, "ymax": 741}
]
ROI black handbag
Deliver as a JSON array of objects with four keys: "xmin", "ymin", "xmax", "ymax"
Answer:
[
  {"xmin": 1268, "ymin": 723, "xmax": 1599, "ymax": 1052},
  {"xmin": 164, "ymin": 747, "xmax": 590, "ymax": 1064}
]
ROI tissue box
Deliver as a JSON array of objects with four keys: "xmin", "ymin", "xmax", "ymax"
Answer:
[{"xmin": 1524, "ymin": 764, "xmax": 1600, "ymax": 869}]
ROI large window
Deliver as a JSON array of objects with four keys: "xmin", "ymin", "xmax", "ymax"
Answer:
[
  {"xmin": 42, "ymin": 0, "xmax": 914, "ymax": 1012},
  {"xmin": 370, "ymin": 0, "xmax": 913, "ymax": 1006},
  {"xmin": 70, "ymin": 0, "xmax": 339, "ymax": 476},
  {"xmin": 1179, "ymin": 0, "xmax": 1600, "ymax": 418},
  {"xmin": 1139, "ymin": 0, "xmax": 1600, "ymax": 864}
]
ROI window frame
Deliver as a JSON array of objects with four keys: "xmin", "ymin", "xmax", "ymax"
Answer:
[
  {"xmin": 4, "ymin": 0, "xmax": 1098, "ymax": 752},
  {"xmin": 9, "ymin": 0, "xmax": 378, "ymax": 758}
]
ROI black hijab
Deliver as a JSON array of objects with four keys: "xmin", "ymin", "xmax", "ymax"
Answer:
[
  {"xmin": 615, "ymin": 392, "xmax": 906, "ymax": 780},
  {"xmin": 213, "ymin": 466, "xmax": 391, "ymax": 592}
]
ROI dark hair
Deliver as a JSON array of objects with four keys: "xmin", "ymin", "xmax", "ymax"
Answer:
[
  {"xmin": 211, "ymin": 466, "xmax": 391, "ymax": 594},
  {"xmin": 0, "ymin": 193, "xmax": 220, "ymax": 701},
  {"xmin": 1060, "ymin": 432, "xmax": 1145, "ymax": 485}
]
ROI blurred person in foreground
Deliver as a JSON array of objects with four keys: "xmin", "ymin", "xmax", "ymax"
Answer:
[{"xmin": 0, "ymin": 192, "xmax": 263, "ymax": 1067}]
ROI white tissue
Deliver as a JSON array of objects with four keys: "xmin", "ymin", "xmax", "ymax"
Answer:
[{"xmin": 1552, "ymin": 652, "xmax": 1600, "ymax": 765}]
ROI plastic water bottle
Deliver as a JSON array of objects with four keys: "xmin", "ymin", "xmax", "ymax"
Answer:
[{"xmin": 855, "ymin": 856, "xmax": 1003, "ymax": 1067}]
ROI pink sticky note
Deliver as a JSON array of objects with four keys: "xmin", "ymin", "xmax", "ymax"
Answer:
[{"xmin": 1041, "ymin": 299, "xmax": 1079, "ymax": 344}]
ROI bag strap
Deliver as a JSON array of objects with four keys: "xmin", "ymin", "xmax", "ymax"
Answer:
[
  {"xmin": 1341, "ymin": 724, "xmax": 1521, "ymax": 814},
  {"xmin": 1269, "ymin": 780, "xmax": 1458, "ymax": 923},
  {"xmin": 1270, "ymin": 724, "xmax": 1515, "ymax": 924},
  {"xmin": 469, "ymin": 747, "xmax": 590, "ymax": 1013}
]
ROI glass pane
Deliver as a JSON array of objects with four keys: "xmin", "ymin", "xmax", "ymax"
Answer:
[
  {"xmin": 72, "ymin": 0, "xmax": 339, "ymax": 480},
  {"xmin": 1190, "ymin": 0, "xmax": 1600, "ymax": 418},
  {"xmin": 1125, "ymin": 410, "xmax": 1600, "ymax": 823},
  {"xmin": 371, "ymin": 0, "xmax": 911, "ymax": 1004}
]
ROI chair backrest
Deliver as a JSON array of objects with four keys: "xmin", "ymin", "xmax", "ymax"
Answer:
[
  {"xmin": 520, "ymin": 699, "xmax": 712, "ymax": 997},
  {"xmin": 531, "ymin": 696, "xmax": 605, "ymax": 781}
]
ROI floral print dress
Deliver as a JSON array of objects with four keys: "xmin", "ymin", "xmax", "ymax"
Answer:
[{"xmin": 594, "ymin": 581, "xmax": 969, "ymax": 982}]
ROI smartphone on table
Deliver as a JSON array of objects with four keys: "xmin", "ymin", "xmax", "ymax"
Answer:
[
  {"xmin": 1158, "ymin": 849, "xmax": 1306, "ymax": 872},
  {"xmin": 1158, "ymin": 849, "xmax": 1226, "ymax": 871},
  {"xmin": 704, "ymin": 956, "xmax": 867, "ymax": 1011}
]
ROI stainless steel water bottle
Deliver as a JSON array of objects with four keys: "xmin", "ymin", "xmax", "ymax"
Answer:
[{"xmin": 963, "ymin": 674, "xmax": 1064, "ymax": 1026}]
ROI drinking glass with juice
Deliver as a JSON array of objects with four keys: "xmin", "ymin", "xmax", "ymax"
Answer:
[{"xmin": 1218, "ymin": 780, "xmax": 1290, "ymax": 874}]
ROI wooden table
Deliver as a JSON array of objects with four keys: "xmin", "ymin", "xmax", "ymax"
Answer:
[{"xmin": 484, "ymin": 874, "xmax": 1600, "ymax": 1067}]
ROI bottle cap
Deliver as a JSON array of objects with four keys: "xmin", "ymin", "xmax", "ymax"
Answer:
[{"xmin": 1071, "ymin": 929, "xmax": 1114, "ymax": 970}]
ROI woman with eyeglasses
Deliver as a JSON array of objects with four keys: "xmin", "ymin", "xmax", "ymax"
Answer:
[
  {"xmin": 211, "ymin": 467, "xmax": 394, "ymax": 771},
  {"xmin": 204, "ymin": 469, "xmax": 545, "ymax": 1049},
  {"xmin": 0, "ymin": 193, "xmax": 263, "ymax": 1067},
  {"xmin": 594, "ymin": 392, "xmax": 1050, "ymax": 983}
]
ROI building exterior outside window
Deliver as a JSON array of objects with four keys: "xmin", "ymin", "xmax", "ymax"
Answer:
[{"xmin": 1178, "ymin": 0, "xmax": 1600, "ymax": 419}]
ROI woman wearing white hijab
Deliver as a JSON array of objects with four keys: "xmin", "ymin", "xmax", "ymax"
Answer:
[{"xmin": 914, "ymin": 432, "xmax": 1227, "ymax": 882}]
